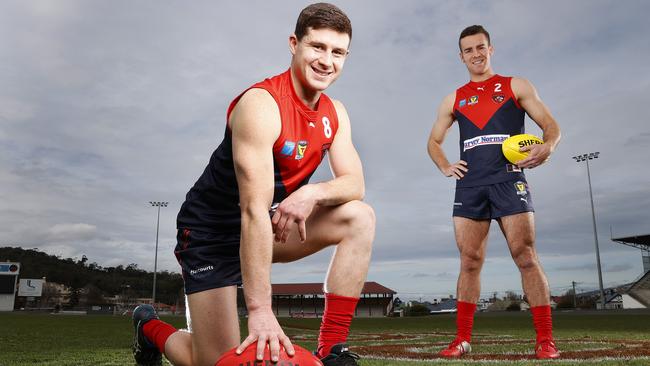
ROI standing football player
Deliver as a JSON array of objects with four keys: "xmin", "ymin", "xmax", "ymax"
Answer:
[{"xmin": 427, "ymin": 25, "xmax": 561, "ymax": 359}]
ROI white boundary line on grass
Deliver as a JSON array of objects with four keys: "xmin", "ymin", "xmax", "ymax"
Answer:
[{"xmin": 362, "ymin": 355, "xmax": 650, "ymax": 364}]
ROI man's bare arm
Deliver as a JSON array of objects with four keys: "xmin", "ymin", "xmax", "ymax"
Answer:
[
  {"xmin": 231, "ymin": 88, "xmax": 294, "ymax": 362},
  {"xmin": 511, "ymin": 77, "xmax": 561, "ymax": 168},
  {"xmin": 317, "ymin": 99, "xmax": 365, "ymax": 204},
  {"xmin": 427, "ymin": 92, "xmax": 468, "ymax": 179}
]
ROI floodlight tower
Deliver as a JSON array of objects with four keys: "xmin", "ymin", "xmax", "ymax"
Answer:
[
  {"xmin": 572, "ymin": 152, "xmax": 605, "ymax": 310},
  {"xmin": 149, "ymin": 201, "xmax": 168, "ymax": 306}
]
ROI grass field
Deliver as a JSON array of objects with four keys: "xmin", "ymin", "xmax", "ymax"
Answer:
[{"xmin": 1, "ymin": 310, "xmax": 649, "ymax": 365}]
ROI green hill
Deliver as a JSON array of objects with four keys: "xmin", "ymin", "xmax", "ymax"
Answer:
[{"xmin": 0, "ymin": 246, "xmax": 183, "ymax": 306}]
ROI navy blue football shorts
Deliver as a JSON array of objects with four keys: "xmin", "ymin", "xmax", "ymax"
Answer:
[
  {"xmin": 452, "ymin": 179, "xmax": 535, "ymax": 219},
  {"xmin": 174, "ymin": 228, "xmax": 242, "ymax": 294}
]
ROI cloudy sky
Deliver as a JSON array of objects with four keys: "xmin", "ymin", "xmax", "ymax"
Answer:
[{"xmin": 2, "ymin": 0, "xmax": 649, "ymax": 301}]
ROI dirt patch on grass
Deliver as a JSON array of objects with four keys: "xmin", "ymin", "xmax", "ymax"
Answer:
[{"xmin": 354, "ymin": 334, "xmax": 650, "ymax": 361}]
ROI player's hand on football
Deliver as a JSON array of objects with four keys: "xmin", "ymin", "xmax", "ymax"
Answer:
[
  {"xmin": 272, "ymin": 186, "xmax": 316, "ymax": 243},
  {"xmin": 237, "ymin": 308, "xmax": 295, "ymax": 362},
  {"xmin": 443, "ymin": 160, "xmax": 468, "ymax": 180},
  {"xmin": 517, "ymin": 143, "xmax": 551, "ymax": 169}
]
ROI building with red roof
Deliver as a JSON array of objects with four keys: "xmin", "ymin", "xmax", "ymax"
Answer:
[{"xmin": 237, "ymin": 281, "xmax": 397, "ymax": 317}]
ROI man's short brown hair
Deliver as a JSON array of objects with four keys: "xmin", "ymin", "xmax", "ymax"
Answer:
[
  {"xmin": 294, "ymin": 3, "xmax": 352, "ymax": 41},
  {"xmin": 459, "ymin": 25, "xmax": 490, "ymax": 50}
]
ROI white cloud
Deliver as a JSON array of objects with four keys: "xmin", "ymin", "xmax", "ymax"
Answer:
[
  {"xmin": 0, "ymin": 97, "xmax": 35, "ymax": 122},
  {"xmin": 46, "ymin": 223, "xmax": 97, "ymax": 242}
]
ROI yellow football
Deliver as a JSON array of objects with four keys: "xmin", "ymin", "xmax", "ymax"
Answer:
[{"xmin": 501, "ymin": 134, "xmax": 543, "ymax": 164}]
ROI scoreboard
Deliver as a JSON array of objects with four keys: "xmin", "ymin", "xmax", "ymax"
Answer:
[{"xmin": 0, "ymin": 262, "xmax": 20, "ymax": 311}]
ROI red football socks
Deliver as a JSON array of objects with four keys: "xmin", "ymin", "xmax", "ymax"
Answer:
[
  {"xmin": 142, "ymin": 319, "xmax": 177, "ymax": 353},
  {"xmin": 317, "ymin": 293, "xmax": 359, "ymax": 358},
  {"xmin": 455, "ymin": 301, "xmax": 477, "ymax": 342},
  {"xmin": 531, "ymin": 305, "xmax": 553, "ymax": 343}
]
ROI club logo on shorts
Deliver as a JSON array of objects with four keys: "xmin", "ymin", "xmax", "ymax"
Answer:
[
  {"xmin": 492, "ymin": 94, "xmax": 505, "ymax": 103},
  {"xmin": 468, "ymin": 95, "xmax": 479, "ymax": 105},
  {"xmin": 280, "ymin": 140, "xmax": 295, "ymax": 157},
  {"xmin": 295, "ymin": 140, "xmax": 308, "ymax": 160},
  {"xmin": 515, "ymin": 181, "xmax": 529, "ymax": 204},
  {"xmin": 514, "ymin": 181, "xmax": 528, "ymax": 196}
]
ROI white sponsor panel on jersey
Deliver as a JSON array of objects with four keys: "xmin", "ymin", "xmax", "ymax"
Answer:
[{"xmin": 463, "ymin": 134, "xmax": 510, "ymax": 152}]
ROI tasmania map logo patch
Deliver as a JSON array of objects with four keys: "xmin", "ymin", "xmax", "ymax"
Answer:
[{"xmin": 295, "ymin": 141, "xmax": 308, "ymax": 160}]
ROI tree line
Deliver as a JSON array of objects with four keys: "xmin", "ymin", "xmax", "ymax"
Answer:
[{"xmin": 0, "ymin": 246, "xmax": 183, "ymax": 306}]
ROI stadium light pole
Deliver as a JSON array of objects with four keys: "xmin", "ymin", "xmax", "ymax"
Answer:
[
  {"xmin": 572, "ymin": 281, "xmax": 577, "ymax": 308},
  {"xmin": 572, "ymin": 152, "xmax": 605, "ymax": 310},
  {"xmin": 149, "ymin": 201, "xmax": 168, "ymax": 307}
]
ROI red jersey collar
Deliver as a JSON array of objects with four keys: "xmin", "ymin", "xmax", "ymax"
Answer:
[
  {"xmin": 284, "ymin": 68, "xmax": 321, "ymax": 121},
  {"xmin": 467, "ymin": 73, "xmax": 500, "ymax": 88}
]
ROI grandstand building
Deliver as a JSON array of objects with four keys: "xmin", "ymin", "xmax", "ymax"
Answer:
[
  {"xmin": 612, "ymin": 234, "xmax": 650, "ymax": 308},
  {"xmin": 237, "ymin": 281, "xmax": 397, "ymax": 318}
]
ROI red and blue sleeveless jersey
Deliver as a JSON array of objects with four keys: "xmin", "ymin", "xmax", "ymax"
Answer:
[
  {"xmin": 177, "ymin": 69, "xmax": 339, "ymax": 233},
  {"xmin": 453, "ymin": 74, "xmax": 526, "ymax": 188}
]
